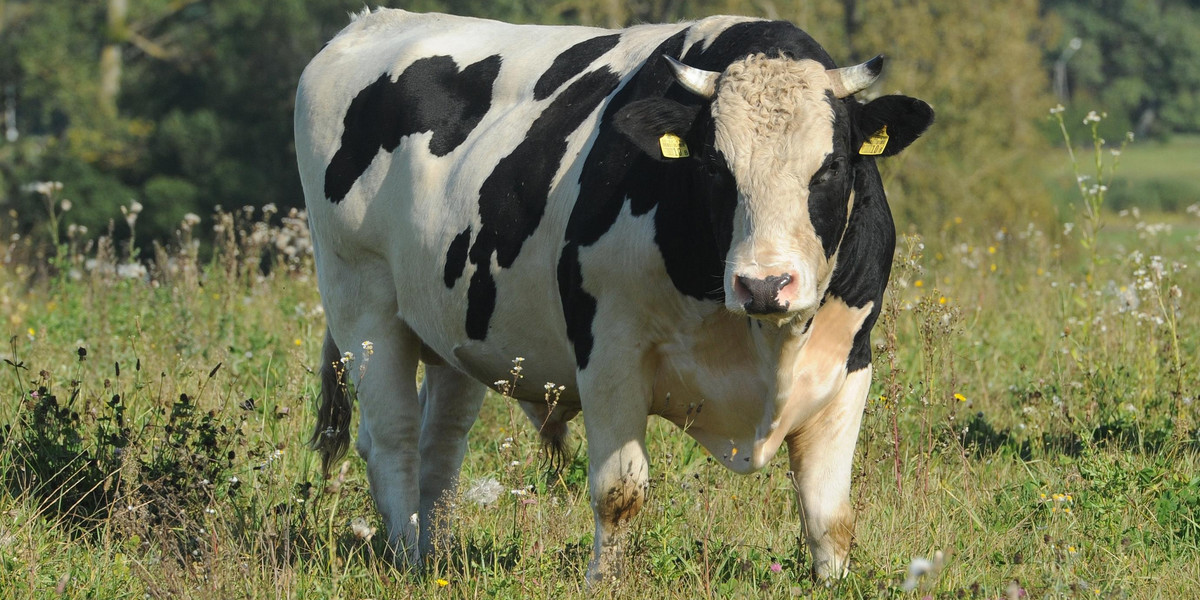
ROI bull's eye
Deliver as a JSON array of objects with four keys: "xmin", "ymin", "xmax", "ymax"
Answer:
[
  {"xmin": 813, "ymin": 156, "xmax": 845, "ymax": 185},
  {"xmin": 699, "ymin": 160, "xmax": 729, "ymax": 182}
]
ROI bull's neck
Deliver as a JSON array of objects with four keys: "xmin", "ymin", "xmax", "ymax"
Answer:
[{"xmin": 744, "ymin": 314, "xmax": 815, "ymax": 462}]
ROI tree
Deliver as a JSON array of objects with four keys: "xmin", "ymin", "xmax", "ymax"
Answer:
[
  {"xmin": 1045, "ymin": 0, "xmax": 1200, "ymax": 138},
  {"xmin": 831, "ymin": 0, "xmax": 1057, "ymax": 230},
  {"xmin": 0, "ymin": 0, "xmax": 402, "ymax": 245}
]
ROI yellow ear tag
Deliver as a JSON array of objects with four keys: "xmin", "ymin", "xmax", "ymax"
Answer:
[
  {"xmin": 859, "ymin": 125, "xmax": 889, "ymax": 156},
  {"xmin": 658, "ymin": 133, "xmax": 690, "ymax": 159}
]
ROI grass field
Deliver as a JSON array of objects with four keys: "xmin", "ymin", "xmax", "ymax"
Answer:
[
  {"xmin": 1045, "ymin": 133, "xmax": 1200, "ymax": 216},
  {"xmin": 1, "ymin": 134, "xmax": 1198, "ymax": 598}
]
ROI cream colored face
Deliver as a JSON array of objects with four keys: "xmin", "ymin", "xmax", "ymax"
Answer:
[{"xmin": 709, "ymin": 55, "xmax": 851, "ymax": 322}]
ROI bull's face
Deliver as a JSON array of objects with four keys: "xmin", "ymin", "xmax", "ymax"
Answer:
[
  {"xmin": 616, "ymin": 52, "xmax": 933, "ymax": 325},
  {"xmin": 709, "ymin": 56, "xmax": 855, "ymax": 321}
]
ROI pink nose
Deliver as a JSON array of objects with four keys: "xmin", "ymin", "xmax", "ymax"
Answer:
[{"xmin": 733, "ymin": 272, "xmax": 796, "ymax": 314}]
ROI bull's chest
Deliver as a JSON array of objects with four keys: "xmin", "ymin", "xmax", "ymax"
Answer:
[{"xmin": 649, "ymin": 298, "xmax": 871, "ymax": 474}]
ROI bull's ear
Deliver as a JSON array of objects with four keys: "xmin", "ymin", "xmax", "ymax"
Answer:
[
  {"xmin": 614, "ymin": 98, "xmax": 703, "ymax": 160},
  {"xmin": 853, "ymin": 95, "xmax": 934, "ymax": 157}
]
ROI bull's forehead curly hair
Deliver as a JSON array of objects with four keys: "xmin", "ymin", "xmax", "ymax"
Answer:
[
  {"xmin": 710, "ymin": 54, "xmax": 837, "ymax": 191},
  {"xmin": 714, "ymin": 54, "xmax": 834, "ymax": 134}
]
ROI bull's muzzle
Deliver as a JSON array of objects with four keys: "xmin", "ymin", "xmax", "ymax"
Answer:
[{"xmin": 734, "ymin": 272, "xmax": 795, "ymax": 315}]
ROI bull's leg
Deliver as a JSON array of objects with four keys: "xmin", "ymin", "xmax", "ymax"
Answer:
[
  {"xmin": 577, "ymin": 359, "xmax": 653, "ymax": 582},
  {"xmin": 785, "ymin": 365, "xmax": 872, "ymax": 579},
  {"xmin": 351, "ymin": 319, "xmax": 425, "ymax": 566},
  {"xmin": 417, "ymin": 364, "xmax": 486, "ymax": 554},
  {"xmin": 320, "ymin": 257, "xmax": 424, "ymax": 567}
]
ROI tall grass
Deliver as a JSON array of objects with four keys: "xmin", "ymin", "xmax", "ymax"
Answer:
[{"xmin": 1, "ymin": 125, "xmax": 1198, "ymax": 597}]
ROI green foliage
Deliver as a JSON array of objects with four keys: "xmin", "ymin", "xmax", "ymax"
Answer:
[
  {"xmin": 1046, "ymin": 0, "xmax": 1200, "ymax": 136},
  {"xmin": 0, "ymin": 0, "xmax": 401, "ymax": 244},
  {"xmin": 1156, "ymin": 477, "xmax": 1200, "ymax": 542},
  {"xmin": 846, "ymin": 0, "xmax": 1057, "ymax": 231}
]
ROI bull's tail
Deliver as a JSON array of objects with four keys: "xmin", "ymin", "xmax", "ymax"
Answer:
[{"xmin": 308, "ymin": 327, "xmax": 352, "ymax": 478}]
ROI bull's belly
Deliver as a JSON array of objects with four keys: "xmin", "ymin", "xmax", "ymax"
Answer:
[{"xmin": 390, "ymin": 246, "xmax": 582, "ymax": 405}]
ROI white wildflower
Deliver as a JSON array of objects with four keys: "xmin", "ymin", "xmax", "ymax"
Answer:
[
  {"xmin": 901, "ymin": 557, "xmax": 934, "ymax": 591},
  {"xmin": 116, "ymin": 262, "xmax": 147, "ymax": 280},
  {"xmin": 350, "ymin": 517, "xmax": 376, "ymax": 541},
  {"xmin": 464, "ymin": 477, "xmax": 504, "ymax": 506}
]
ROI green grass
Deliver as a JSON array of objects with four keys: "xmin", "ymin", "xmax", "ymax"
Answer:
[
  {"xmin": 1114, "ymin": 135, "xmax": 1200, "ymax": 184},
  {"xmin": 1, "ymin": 180, "xmax": 1198, "ymax": 599},
  {"xmin": 1045, "ymin": 132, "xmax": 1200, "ymax": 215}
]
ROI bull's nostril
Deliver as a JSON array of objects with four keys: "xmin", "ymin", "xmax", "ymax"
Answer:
[
  {"xmin": 734, "ymin": 275, "xmax": 752, "ymax": 297},
  {"xmin": 771, "ymin": 273, "xmax": 792, "ymax": 292}
]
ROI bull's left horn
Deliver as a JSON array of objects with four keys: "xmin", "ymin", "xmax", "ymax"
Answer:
[
  {"xmin": 827, "ymin": 55, "xmax": 884, "ymax": 98},
  {"xmin": 665, "ymin": 55, "xmax": 719, "ymax": 99}
]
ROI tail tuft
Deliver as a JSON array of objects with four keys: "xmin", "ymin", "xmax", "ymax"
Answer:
[
  {"xmin": 518, "ymin": 402, "xmax": 580, "ymax": 482},
  {"xmin": 308, "ymin": 328, "xmax": 352, "ymax": 478}
]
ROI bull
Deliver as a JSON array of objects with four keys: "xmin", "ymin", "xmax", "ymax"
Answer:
[{"xmin": 294, "ymin": 8, "xmax": 933, "ymax": 579}]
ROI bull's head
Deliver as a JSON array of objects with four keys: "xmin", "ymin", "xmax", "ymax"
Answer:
[{"xmin": 616, "ymin": 52, "xmax": 933, "ymax": 325}]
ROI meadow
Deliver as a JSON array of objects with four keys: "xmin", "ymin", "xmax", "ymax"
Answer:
[{"xmin": 1, "ymin": 122, "xmax": 1197, "ymax": 599}]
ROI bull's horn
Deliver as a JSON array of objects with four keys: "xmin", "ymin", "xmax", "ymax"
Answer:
[
  {"xmin": 827, "ymin": 54, "xmax": 884, "ymax": 98},
  {"xmin": 664, "ymin": 55, "xmax": 719, "ymax": 99}
]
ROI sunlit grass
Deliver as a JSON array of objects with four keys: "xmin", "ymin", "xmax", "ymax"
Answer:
[{"xmin": 1, "ymin": 156, "xmax": 1198, "ymax": 599}]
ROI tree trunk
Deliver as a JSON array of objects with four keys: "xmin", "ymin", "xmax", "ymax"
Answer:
[
  {"xmin": 99, "ymin": 0, "xmax": 128, "ymax": 117},
  {"xmin": 603, "ymin": 0, "xmax": 623, "ymax": 28},
  {"xmin": 842, "ymin": 0, "xmax": 860, "ymax": 59}
]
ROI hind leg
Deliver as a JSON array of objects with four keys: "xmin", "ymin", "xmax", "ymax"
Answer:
[
  {"xmin": 321, "ymin": 258, "xmax": 424, "ymax": 566},
  {"xmin": 417, "ymin": 364, "xmax": 486, "ymax": 553}
]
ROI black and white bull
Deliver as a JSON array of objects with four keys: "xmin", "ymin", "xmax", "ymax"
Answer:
[{"xmin": 295, "ymin": 9, "xmax": 933, "ymax": 579}]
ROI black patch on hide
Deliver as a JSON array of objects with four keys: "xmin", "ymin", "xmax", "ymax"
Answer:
[
  {"xmin": 463, "ymin": 67, "xmax": 622, "ymax": 340},
  {"xmin": 443, "ymin": 226, "xmax": 472, "ymax": 288},
  {"xmin": 324, "ymin": 55, "xmax": 502, "ymax": 203},
  {"xmin": 534, "ymin": 34, "xmax": 621, "ymax": 101}
]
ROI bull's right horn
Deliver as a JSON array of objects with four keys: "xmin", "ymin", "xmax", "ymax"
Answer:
[
  {"xmin": 665, "ymin": 55, "xmax": 719, "ymax": 99},
  {"xmin": 827, "ymin": 55, "xmax": 884, "ymax": 98}
]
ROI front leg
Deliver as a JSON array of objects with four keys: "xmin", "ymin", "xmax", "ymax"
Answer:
[
  {"xmin": 786, "ymin": 365, "xmax": 872, "ymax": 579},
  {"xmin": 577, "ymin": 356, "xmax": 654, "ymax": 583}
]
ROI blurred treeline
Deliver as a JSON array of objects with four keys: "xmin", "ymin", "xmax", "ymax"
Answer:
[{"xmin": 1, "ymin": 0, "xmax": 1198, "ymax": 245}]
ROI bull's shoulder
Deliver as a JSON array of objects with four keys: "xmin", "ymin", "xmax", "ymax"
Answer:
[{"xmin": 826, "ymin": 163, "xmax": 896, "ymax": 371}]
